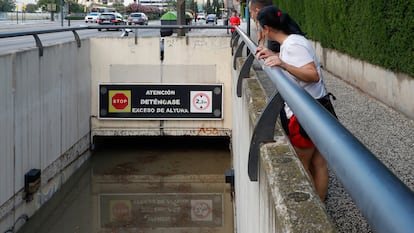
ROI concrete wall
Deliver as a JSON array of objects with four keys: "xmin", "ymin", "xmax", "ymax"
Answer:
[
  {"xmin": 90, "ymin": 36, "xmax": 233, "ymax": 139},
  {"xmin": 313, "ymin": 42, "xmax": 414, "ymax": 120},
  {"xmin": 0, "ymin": 12, "xmax": 51, "ymax": 20},
  {"xmin": 231, "ymin": 58, "xmax": 335, "ymax": 232},
  {"xmin": 0, "ymin": 40, "xmax": 91, "ymax": 232}
]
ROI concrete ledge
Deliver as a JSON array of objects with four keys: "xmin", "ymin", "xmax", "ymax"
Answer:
[
  {"xmin": 237, "ymin": 55, "xmax": 335, "ymax": 232},
  {"xmin": 260, "ymin": 143, "xmax": 335, "ymax": 232},
  {"xmin": 244, "ymin": 79, "xmax": 335, "ymax": 232}
]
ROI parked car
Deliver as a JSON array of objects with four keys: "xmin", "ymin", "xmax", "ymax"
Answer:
[
  {"xmin": 84, "ymin": 13, "xmax": 100, "ymax": 23},
  {"xmin": 97, "ymin": 13, "xmax": 126, "ymax": 31},
  {"xmin": 206, "ymin": 14, "xmax": 217, "ymax": 24},
  {"xmin": 196, "ymin": 12, "xmax": 205, "ymax": 21},
  {"xmin": 127, "ymin": 12, "xmax": 148, "ymax": 25}
]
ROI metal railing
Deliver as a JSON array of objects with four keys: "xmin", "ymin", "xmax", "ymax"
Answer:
[
  {"xmin": 0, "ymin": 25, "xmax": 231, "ymax": 56},
  {"xmin": 232, "ymin": 26, "xmax": 414, "ymax": 233}
]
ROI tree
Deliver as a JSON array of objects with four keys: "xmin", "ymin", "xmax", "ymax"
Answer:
[
  {"xmin": 212, "ymin": 0, "xmax": 219, "ymax": 14},
  {"xmin": 36, "ymin": 0, "xmax": 61, "ymax": 12},
  {"xmin": 68, "ymin": 2, "xmax": 84, "ymax": 13},
  {"xmin": 112, "ymin": 2, "xmax": 125, "ymax": 14},
  {"xmin": 166, "ymin": 0, "xmax": 176, "ymax": 11},
  {"xmin": 205, "ymin": 0, "xmax": 213, "ymax": 14},
  {"xmin": 125, "ymin": 3, "xmax": 160, "ymax": 16},
  {"xmin": 25, "ymin": 3, "xmax": 38, "ymax": 13},
  {"xmin": 0, "ymin": 0, "xmax": 15, "ymax": 12}
]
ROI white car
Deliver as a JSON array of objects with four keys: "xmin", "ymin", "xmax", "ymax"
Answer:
[
  {"xmin": 196, "ymin": 12, "xmax": 205, "ymax": 20},
  {"xmin": 84, "ymin": 13, "xmax": 100, "ymax": 23}
]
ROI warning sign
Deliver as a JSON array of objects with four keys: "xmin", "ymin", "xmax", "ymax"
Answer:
[
  {"xmin": 108, "ymin": 90, "xmax": 131, "ymax": 113},
  {"xmin": 99, "ymin": 193, "xmax": 223, "ymax": 228},
  {"xmin": 110, "ymin": 200, "xmax": 132, "ymax": 222},
  {"xmin": 190, "ymin": 91, "xmax": 212, "ymax": 113},
  {"xmin": 99, "ymin": 84, "xmax": 223, "ymax": 119},
  {"xmin": 191, "ymin": 200, "xmax": 213, "ymax": 221}
]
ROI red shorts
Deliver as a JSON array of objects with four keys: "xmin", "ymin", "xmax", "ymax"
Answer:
[{"xmin": 288, "ymin": 115, "xmax": 315, "ymax": 148}]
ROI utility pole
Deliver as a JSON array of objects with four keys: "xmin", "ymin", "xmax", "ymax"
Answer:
[
  {"xmin": 61, "ymin": 0, "xmax": 64, "ymax": 27},
  {"xmin": 177, "ymin": 0, "xmax": 186, "ymax": 36}
]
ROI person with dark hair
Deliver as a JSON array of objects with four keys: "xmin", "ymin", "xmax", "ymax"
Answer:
[
  {"xmin": 255, "ymin": 6, "xmax": 337, "ymax": 201},
  {"xmin": 248, "ymin": 0, "xmax": 280, "ymax": 52}
]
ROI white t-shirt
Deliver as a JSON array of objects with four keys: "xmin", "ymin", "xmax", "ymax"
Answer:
[{"xmin": 279, "ymin": 34, "xmax": 326, "ymax": 118}]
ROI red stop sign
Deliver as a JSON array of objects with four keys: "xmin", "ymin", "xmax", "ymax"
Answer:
[{"xmin": 112, "ymin": 93, "xmax": 129, "ymax": 110}]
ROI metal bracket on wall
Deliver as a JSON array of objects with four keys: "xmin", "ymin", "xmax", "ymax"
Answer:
[
  {"xmin": 236, "ymin": 53, "xmax": 254, "ymax": 97},
  {"xmin": 71, "ymin": 30, "xmax": 81, "ymax": 48},
  {"xmin": 33, "ymin": 34, "xmax": 43, "ymax": 57},
  {"xmin": 248, "ymin": 91, "xmax": 284, "ymax": 181},
  {"xmin": 230, "ymin": 33, "xmax": 240, "ymax": 55},
  {"xmin": 233, "ymin": 40, "xmax": 245, "ymax": 70}
]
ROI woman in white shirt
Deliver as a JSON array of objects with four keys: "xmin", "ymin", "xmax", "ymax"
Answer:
[{"xmin": 255, "ymin": 6, "xmax": 336, "ymax": 201}]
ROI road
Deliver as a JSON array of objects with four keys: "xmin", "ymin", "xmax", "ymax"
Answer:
[
  {"xmin": 0, "ymin": 19, "xmax": 230, "ymax": 54},
  {"xmin": 0, "ymin": 20, "xmax": 163, "ymax": 54}
]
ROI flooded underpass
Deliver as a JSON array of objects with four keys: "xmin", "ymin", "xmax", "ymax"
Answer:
[{"xmin": 18, "ymin": 136, "xmax": 233, "ymax": 233}]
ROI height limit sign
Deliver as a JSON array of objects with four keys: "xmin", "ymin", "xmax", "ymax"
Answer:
[{"xmin": 190, "ymin": 91, "xmax": 212, "ymax": 113}]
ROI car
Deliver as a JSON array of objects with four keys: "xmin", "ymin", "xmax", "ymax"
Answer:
[
  {"xmin": 84, "ymin": 13, "xmax": 100, "ymax": 23},
  {"xmin": 97, "ymin": 13, "xmax": 126, "ymax": 31},
  {"xmin": 196, "ymin": 12, "xmax": 205, "ymax": 21},
  {"xmin": 127, "ymin": 12, "xmax": 148, "ymax": 25},
  {"xmin": 206, "ymin": 14, "xmax": 217, "ymax": 24}
]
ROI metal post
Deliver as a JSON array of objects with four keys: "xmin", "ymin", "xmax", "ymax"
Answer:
[
  {"xmin": 61, "ymin": 0, "xmax": 64, "ymax": 27},
  {"xmin": 177, "ymin": 0, "xmax": 186, "ymax": 36},
  {"xmin": 67, "ymin": 2, "xmax": 71, "ymax": 27}
]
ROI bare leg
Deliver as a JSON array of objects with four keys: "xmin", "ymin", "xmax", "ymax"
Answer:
[
  {"xmin": 294, "ymin": 146, "xmax": 316, "ymax": 185},
  {"xmin": 311, "ymin": 149, "xmax": 328, "ymax": 201},
  {"xmin": 294, "ymin": 146, "xmax": 328, "ymax": 201}
]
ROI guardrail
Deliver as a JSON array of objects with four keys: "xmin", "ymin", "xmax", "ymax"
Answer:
[
  {"xmin": 0, "ymin": 25, "xmax": 231, "ymax": 56},
  {"xmin": 231, "ymin": 26, "xmax": 414, "ymax": 233}
]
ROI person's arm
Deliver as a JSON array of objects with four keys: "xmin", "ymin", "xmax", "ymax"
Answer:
[
  {"xmin": 263, "ymin": 56, "xmax": 319, "ymax": 82},
  {"xmin": 255, "ymin": 46, "xmax": 278, "ymax": 59},
  {"xmin": 256, "ymin": 22, "xmax": 265, "ymax": 46}
]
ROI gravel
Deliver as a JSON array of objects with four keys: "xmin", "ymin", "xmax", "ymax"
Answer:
[
  {"xmin": 254, "ymin": 63, "xmax": 414, "ymax": 232},
  {"xmin": 323, "ymin": 70, "xmax": 414, "ymax": 233}
]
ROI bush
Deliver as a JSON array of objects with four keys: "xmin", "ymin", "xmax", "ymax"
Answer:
[{"xmin": 274, "ymin": 0, "xmax": 414, "ymax": 77}]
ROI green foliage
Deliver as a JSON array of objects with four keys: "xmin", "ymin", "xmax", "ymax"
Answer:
[
  {"xmin": 112, "ymin": 2, "xmax": 125, "ymax": 14},
  {"xmin": 205, "ymin": 0, "xmax": 213, "ymax": 14},
  {"xmin": 25, "ymin": 3, "xmax": 38, "ymax": 13},
  {"xmin": 69, "ymin": 2, "xmax": 85, "ymax": 13},
  {"xmin": 36, "ymin": 0, "xmax": 61, "ymax": 12},
  {"xmin": 0, "ymin": 0, "xmax": 15, "ymax": 12},
  {"xmin": 276, "ymin": 0, "xmax": 414, "ymax": 77}
]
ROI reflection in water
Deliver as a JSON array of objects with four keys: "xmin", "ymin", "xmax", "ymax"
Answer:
[{"xmin": 18, "ymin": 136, "xmax": 233, "ymax": 233}]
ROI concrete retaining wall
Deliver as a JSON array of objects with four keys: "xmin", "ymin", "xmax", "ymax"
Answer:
[
  {"xmin": 0, "ymin": 40, "xmax": 91, "ymax": 232},
  {"xmin": 231, "ymin": 58, "xmax": 335, "ymax": 232},
  {"xmin": 90, "ymin": 36, "xmax": 233, "ymax": 139},
  {"xmin": 313, "ymin": 42, "xmax": 414, "ymax": 120}
]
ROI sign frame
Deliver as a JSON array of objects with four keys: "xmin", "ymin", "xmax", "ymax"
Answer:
[
  {"xmin": 98, "ymin": 83, "xmax": 224, "ymax": 120},
  {"xmin": 98, "ymin": 193, "xmax": 224, "ymax": 228}
]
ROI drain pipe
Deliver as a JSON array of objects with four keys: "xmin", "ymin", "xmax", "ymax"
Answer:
[
  {"xmin": 159, "ymin": 38, "xmax": 165, "ymax": 135},
  {"xmin": 160, "ymin": 38, "xmax": 164, "ymax": 62}
]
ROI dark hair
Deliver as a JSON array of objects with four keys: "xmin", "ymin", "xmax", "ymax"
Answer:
[
  {"xmin": 249, "ymin": 0, "xmax": 273, "ymax": 9},
  {"xmin": 257, "ymin": 6, "xmax": 305, "ymax": 36}
]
